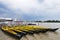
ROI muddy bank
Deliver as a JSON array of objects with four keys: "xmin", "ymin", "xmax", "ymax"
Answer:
[
  {"xmin": 0, "ymin": 29, "xmax": 60, "ymax": 40},
  {"xmin": 21, "ymin": 31, "xmax": 60, "ymax": 40}
]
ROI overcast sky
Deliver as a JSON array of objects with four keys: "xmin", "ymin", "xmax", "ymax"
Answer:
[{"xmin": 0, "ymin": 0, "xmax": 60, "ymax": 21}]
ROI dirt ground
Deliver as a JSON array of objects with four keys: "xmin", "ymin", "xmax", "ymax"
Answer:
[{"xmin": 0, "ymin": 29, "xmax": 60, "ymax": 40}]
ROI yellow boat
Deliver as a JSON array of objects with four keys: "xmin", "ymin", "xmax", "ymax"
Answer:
[
  {"xmin": 9, "ymin": 25, "xmax": 58, "ymax": 34},
  {"xmin": 1, "ymin": 26, "xmax": 26, "ymax": 38},
  {"xmin": 12, "ymin": 25, "xmax": 59, "ymax": 33},
  {"xmin": 10, "ymin": 26, "xmax": 34, "ymax": 34},
  {"xmin": 1, "ymin": 25, "xmax": 59, "ymax": 37}
]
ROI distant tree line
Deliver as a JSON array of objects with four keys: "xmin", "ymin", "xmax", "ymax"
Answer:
[
  {"xmin": 44, "ymin": 20, "xmax": 60, "ymax": 22},
  {"xmin": 34, "ymin": 20, "xmax": 60, "ymax": 22}
]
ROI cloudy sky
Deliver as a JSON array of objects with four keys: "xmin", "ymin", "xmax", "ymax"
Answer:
[{"xmin": 0, "ymin": 0, "xmax": 60, "ymax": 21}]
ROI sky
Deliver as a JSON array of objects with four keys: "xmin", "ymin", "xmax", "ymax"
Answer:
[{"xmin": 0, "ymin": 0, "xmax": 60, "ymax": 21}]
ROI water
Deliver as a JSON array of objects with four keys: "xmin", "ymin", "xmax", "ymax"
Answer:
[{"xmin": 0, "ymin": 23, "xmax": 60, "ymax": 40}]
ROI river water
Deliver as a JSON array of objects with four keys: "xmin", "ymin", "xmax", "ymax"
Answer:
[{"xmin": 0, "ymin": 23, "xmax": 60, "ymax": 40}]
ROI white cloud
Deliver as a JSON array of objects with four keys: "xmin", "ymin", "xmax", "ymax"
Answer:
[
  {"xmin": 0, "ymin": 0, "xmax": 60, "ymax": 20},
  {"xmin": 0, "ymin": 0, "xmax": 39, "ymax": 13},
  {"xmin": 0, "ymin": 0, "xmax": 60, "ymax": 13}
]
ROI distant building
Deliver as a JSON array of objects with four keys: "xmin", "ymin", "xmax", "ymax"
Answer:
[
  {"xmin": 0, "ymin": 18, "xmax": 34, "ymax": 26},
  {"xmin": 0, "ymin": 18, "xmax": 13, "ymax": 26}
]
